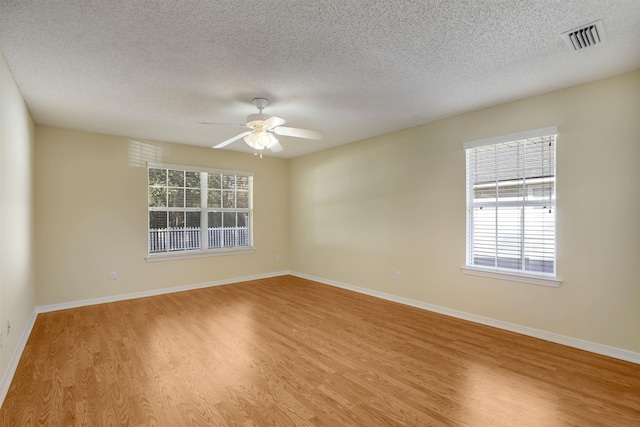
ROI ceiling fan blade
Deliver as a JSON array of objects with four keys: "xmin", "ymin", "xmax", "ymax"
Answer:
[
  {"xmin": 213, "ymin": 130, "xmax": 254, "ymax": 148},
  {"xmin": 273, "ymin": 126, "xmax": 323, "ymax": 140},
  {"xmin": 263, "ymin": 116, "xmax": 286, "ymax": 128},
  {"xmin": 199, "ymin": 122, "xmax": 251, "ymax": 128},
  {"xmin": 269, "ymin": 141, "xmax": 283, "ymax": 152}
]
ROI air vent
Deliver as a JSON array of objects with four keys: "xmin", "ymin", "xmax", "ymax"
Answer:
[{"xmin": 561, "ymin": 20, "xmax": 606, "ymax": 51}]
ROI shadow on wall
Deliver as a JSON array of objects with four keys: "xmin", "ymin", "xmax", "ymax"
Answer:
[{"xmin": 128, "ymin": 140, "xmax": 165, "ymax": 167}]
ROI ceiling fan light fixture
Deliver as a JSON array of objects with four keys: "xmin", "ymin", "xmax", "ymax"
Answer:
[
  {"xmin": 264, "ymin": 132, "xmax": 279, "ymax": 148},
  {"xmin": 243, "ymin": 132, "xmax": 263, "ymax": 150},
  {"xmin": 243, "ymin": 129, "xmax": 278, "ymax": 150},
  {"xmin": 256, "ymin": 130, "xmax": 272, "ymax": 148}
]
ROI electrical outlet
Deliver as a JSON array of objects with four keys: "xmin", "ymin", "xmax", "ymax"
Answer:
[
  {"xmin": 110, "ymin": 271, "xmax": 118, "ymax": 281},
  {"xmin": 396, "ymin": 271, "xmax": 402, "ymax": 281},
  {"xmin": 6, "ymin": 320, "xmax": 10, "ymax": 335},
  {"xmin": 276, "ymin": 254, "xmax": 281, "ymax": 262}
]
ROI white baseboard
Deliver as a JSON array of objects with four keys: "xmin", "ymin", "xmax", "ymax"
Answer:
[
  {"xmin": 290, "ymin": 271, "xmax": 640, "ymax": 365},
  {"xmin": 37, "ymin": 271, "xmax": 290, "ymax": 313},
  {"xmin": 0, "ymin": 309, "xmax": 37, "ymax": 408}
]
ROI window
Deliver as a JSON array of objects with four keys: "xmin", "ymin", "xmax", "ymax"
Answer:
[
  {"xmin": 147, "ymin": 163, "xmax": 253, "ymax": 258},
  {"xmin": 463, "ymin": 127, "xmax": 559, "ymax": 286}
]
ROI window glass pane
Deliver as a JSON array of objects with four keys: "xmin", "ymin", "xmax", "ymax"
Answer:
[
  {"xmin": 184, "ymin": 212, "xmax": 201, "ymax": 251},
  {"xmin": 222, "ymin": 191, "xmax": 235, "ymax": 208},
  {"xmin": 185, "ymin": 189, "xmax": 201, "ymax": 207},
  {"xmin": 208, "ymin": 212, "xmax": 223, "ymax": 249},
  {"xmin": 237, "ymin": 192, "xmax": 249, "ymax": 208},
  {"xmin": 524, "ymin": 136, "xmax": 555, "ymax": 179},
  {"xmin": 185, "ymin": 171, "xmax": 200, "ymax": 188},
  {"xmin": 237, "ymin": 176, "xmax": 249, "ymax": 191},
  {"xmin": 208, "ymin": 211, "xmax": 222, "ymax": 228},
  {"xmin": 495, "ymin": 141, "xmax": 523, "ymax": 182},
  {"xmin": 149, "ymin": 168, "xmax": 166, "ymax": 186},
  {"xmin": 149, "ymin": 211, "xmax": 167, "ymax": 229},
  {"xmin": 208, "ymin": 173, "xmax": 222, "ymax": 189},
  {"xmin": 222, "ymin": 174, "xmax": 236, "ymax": 190},
  {"xmin": 149, "ymin": 211, "xmax": 168, "ymax": 253},
  {"xmin": 168, "ymin": 188, "xmax": 185, "ymax": 207},
  {"xmin": 149, "ymin": 187, "xmax": 167, "ymax": 207},
  {"xmin": 498, "ymin": 179, "xmax": 523, "ymax": 200},
  {"xmin": 472, "ymin": 145, "xmax": 496, "ymax": 184},
  {"xmin": 473, "ymin": 184, "xmax": 496, "ymax": 202},
  {"xmin": 186, "ymin": 212, "xmax": 200, "ymax": 228},
  {"xmin": 208, "ymin": 190, "xmax": 221, "ymax": 208},
  {"xmin": 237, "ymin": 212, "xmax": 248, "ymax": 227},
  {"xmin": 523, "ymin": 206, "xmax": 555, "ymax": 273},
  {"xmin": 167, "ymin": 228, "xmax": 184, "ymax": 251},
  {"xmin": 471, "ymin": 207, "xmax": 496, "ymax": 268},
  {"xmin": 168, "ymin": 170, "xmax": 184, "ymax": 187},
  {"xmin": 235, "ymin": 213, "xmax": 249, "ymax": 247},
  {"xmin": 496, "ymin": 206, "xmax": 522, "ymax": 270},
  {"xmin": 223, "ymin": 212, "xmax": 236, "ymax": 227},
  {"xmin": 169, "ymin": 211, "xmax": 184, "ymax": 228},
  {"xmin": 526, "ymin": 179, "xmax": 555, "ymax": 201},
  {"xmin": 223, "ymin": 212, "xmax": 237, "ymax": 247}
]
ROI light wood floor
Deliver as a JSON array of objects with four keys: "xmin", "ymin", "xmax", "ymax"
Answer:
[{"xmin": 1, "ymin": 276, "xmax": 639, "ymax": 426}]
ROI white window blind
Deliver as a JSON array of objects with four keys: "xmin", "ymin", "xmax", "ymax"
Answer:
[
  {"xmin": 464, "ymin": 127, "xmax": 557, "ymax": 278},
  {"xmin": 147, "ymin": 163, "xmax": 253, "ymax": 257}
]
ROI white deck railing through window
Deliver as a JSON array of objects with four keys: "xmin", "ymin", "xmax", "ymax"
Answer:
[{"xmin": 149, "ymin": 227, "xmax": 249, "ymax": 253}]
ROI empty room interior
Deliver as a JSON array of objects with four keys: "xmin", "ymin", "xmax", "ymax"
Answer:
[{"xmin": 1, "ymin": 1, "xmax": 639, "ymax": 426}]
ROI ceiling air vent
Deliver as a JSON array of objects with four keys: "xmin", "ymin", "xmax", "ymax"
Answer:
[{"xmin": 561, "ymin": 20, "xmax": 606, "ymax": 51}]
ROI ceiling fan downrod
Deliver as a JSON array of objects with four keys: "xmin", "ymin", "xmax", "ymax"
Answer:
[{"xmin": 252, "ymin": 98, "xmax": 269, "ymax": 114}]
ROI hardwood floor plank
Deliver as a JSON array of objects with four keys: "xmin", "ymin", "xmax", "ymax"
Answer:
[{"xmin": 1, "ymin": 275, "xmax": 639, "ymax": 426}]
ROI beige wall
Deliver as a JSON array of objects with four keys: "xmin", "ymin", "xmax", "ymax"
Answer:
[
  {"xmin": 35, "ymin": 127, "xmax": 289, "ymax": 306},
  {"xmin": 290, "ymin": 70, "xmax": 640, "ymax": 352},
  {"xmin": 0, "ymin": 54, "xmax": 35, "ymax": 386},
  {"xmin": 20, "ymin": 68, "xmax": 640, "ymax": 357}
]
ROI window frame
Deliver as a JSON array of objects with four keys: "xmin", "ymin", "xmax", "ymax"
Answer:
[
  {"xmin": 461, "ymin": 127, "xmax": 561, "ymax": 287},
  {"xmin": 146, "ymin": 162, "xmax": 255, "ymax": 261}
]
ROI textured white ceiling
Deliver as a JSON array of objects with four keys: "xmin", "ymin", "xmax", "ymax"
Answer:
[{"xmin": 1, "ymin": 0, "xmax": 639, "ymax": 158}]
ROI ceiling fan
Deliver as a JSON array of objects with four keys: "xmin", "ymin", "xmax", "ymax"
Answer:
[{"xmin": 208, "ymin": 98, "xmax": 322, "ymax": 153}]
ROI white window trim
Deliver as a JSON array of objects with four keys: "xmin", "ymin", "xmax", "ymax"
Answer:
[
  {"xmin": 463, "ymin": 126, "xmax": 560, "ymax": 286},
  {"xmin": 462, "ymin": 126, "xmax": 558, "ymax": 149},
  {"xmin": 147, "ymin": 162, "xmax": 254, "ymax": 178},
  {"xmin": 145, "ymin": 247, "xmax": 256, "ymax": 262},
  {"xmin": 460, "ymin": 266, "xmax": 561, "ymax": 287},
  {"xmin": 146, "ymin": 162, "xmax": 254, "ymax": 260}
]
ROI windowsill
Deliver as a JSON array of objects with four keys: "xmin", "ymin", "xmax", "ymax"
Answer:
[
  {"xmin": 146, "ymin": 247, "xmax": 256, "ymax": 262},
  {"xmin": 460, "ymin": 266, "xmax": 561, "ymax": 287}
]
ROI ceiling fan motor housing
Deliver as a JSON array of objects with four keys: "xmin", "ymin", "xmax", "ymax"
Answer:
[{"xmin": 247, "ymin": 113, "xmax": 270, "ymax": 126}]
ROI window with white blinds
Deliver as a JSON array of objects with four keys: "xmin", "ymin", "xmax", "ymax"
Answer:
[
  {"xmin": 464, "ymin": 127, "xmax": 557, "ymax": 281},
  {"xmin": 147, "ymin": 163, "xmax": 253, "ymax": 258}
]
